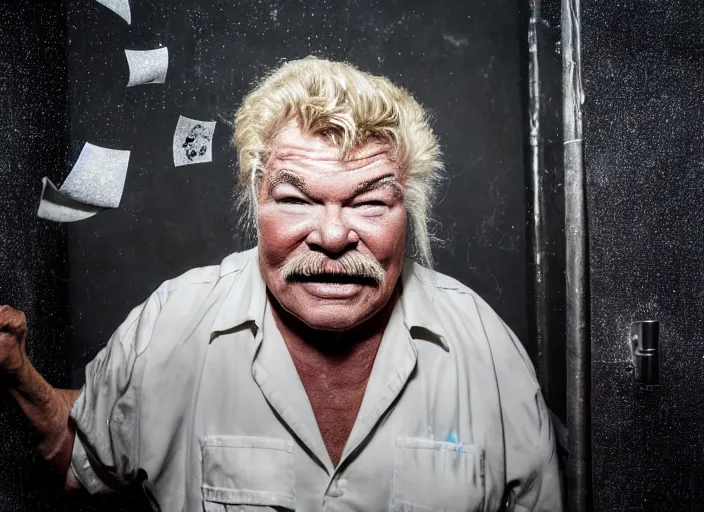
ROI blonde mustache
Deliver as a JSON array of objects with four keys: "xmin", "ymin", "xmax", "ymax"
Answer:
[{"xmin": 280, "ymin": 251, "xmax": 385, "ymax": 285}]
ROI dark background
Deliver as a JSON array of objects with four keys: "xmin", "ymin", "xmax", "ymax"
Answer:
[
  {"xmin": 1, "ymin": 0, "xmax": 534, "ymax": 510},
  {"xmin": 582, "ymin": 0, "xmax": 704, "ymax": 510},
  {"xmin": 0, "ymin": 2, "xmax": 76, "ymax": 510}
]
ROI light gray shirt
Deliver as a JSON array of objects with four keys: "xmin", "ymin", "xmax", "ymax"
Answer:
[{"xmin": 70, "ymin": 247, "xmax": 562, "ymax": 512}]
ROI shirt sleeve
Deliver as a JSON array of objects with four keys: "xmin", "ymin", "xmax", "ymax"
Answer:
[
  {"xmin": 69, "ymin": 282, "xmax": 167, "ymax": 493},
  {"xmin": 476, "ymin": 301, "xmax": 564, "ymax": 511},
  {"xmin": 506, "ymin": 378, "xmax": 563, "ymax": 512}
]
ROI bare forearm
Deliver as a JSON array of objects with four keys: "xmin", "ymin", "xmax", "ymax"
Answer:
[
  {"xmin": 6, "ymin": 358, "xmax": 80, "ymax": 478},
  {"xmin": 0, "ymin": 306, "xmax": 82, "ymax": 490}
]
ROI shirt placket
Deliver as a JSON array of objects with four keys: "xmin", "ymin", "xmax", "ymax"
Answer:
[{"xmin": 320, "ymin": 305, "xmax": 419, "ymax": 510}]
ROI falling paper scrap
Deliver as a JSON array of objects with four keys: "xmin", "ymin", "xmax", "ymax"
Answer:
[
  {"xmin": 37, "ymin": 143, "xmax": 131, "ymax": 223},
  {"xmin": 173, "ymin": 116, "xmax": 216, "ymax": 167},
  {"xmin": 125, "ymin": 47, "xmax": 169, "ymax": 87},
  {"xmin": 95, "ymin": 0, "xmax": 131, "ymax": 24}
]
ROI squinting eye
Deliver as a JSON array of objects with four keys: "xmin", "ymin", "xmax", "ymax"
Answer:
[
  {"xmin": 278, "ymin": 197, "xmax": 308, "ymax": 205},
  {"xmin": 357, "ymin": 200, "xmax": 387, "ymax": 207}
]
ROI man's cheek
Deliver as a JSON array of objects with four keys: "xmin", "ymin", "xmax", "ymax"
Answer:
[
  {"xmin": 356, "ymin": 220, "xmax": 406, "ymax": 258},
  {"xmin": 258, "ymin": 215, "xmax": 280, "ymax": 241},
  {"xmin": 258, "ymin": 214, "xmax": 305, "ymax": 263}
]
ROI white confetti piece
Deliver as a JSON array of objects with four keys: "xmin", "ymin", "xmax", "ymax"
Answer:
[
  {"xmin": 125, "ymin": 47, "xmax": 169, "ymax": 87},
  {"xmin": 37, "ymin": 143, "xmax": 131, "ymax": 223},
  {"xmin": 95, "ymin": 0, "xmax": 131, "ymax": 24},
  {"xmin": 37, "ymin": 179, "xmax": 104, "ymax": 223},
  {"xmin": 173, "ymin": 116, "xmax": 216, "ymax": 167}
]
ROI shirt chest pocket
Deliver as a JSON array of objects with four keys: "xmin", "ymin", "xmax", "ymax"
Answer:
[
  {"xmin": 201, "ymin": 435, "xmax": 296, "ymax": 512},
  {"xmin": 390, "ymin": 437, "xmax": 485, "ymax": 512}
]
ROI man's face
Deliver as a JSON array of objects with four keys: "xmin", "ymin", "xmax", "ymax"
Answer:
[{"xmin": 257, "ymin": 124, "xmax": 407, "ymax": 332}]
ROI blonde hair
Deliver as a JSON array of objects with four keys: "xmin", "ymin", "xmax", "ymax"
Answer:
[{"xmin": 233, "ymin": 57, "xmax": 443, "ymax": 268}]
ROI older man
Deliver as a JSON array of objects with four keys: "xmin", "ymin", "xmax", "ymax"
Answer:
[{"xmin": 0, "ymin": 58, "xmax": 561, "ymax": 511}]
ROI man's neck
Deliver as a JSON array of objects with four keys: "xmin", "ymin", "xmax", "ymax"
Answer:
[{"xmin": 267, "ymin": 286, "xmax": 401, "ymax": 467}]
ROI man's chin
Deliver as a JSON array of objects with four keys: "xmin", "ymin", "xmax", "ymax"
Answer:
[
  {"xmin": 269, "ymin": 281, "xmax": 385, "ymax": 332},
  {"xmin": 299, "ymin": 317, "xmax": 361, "ymax": 332},
  {"xmin": 285, "ymin": 300, "xmax": 369, "ymax": 332}
]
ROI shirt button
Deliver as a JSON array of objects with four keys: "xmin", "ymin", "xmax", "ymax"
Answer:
[{"xmin": 327, "ymin": 478, "xmax": 347, "ymax": 498}]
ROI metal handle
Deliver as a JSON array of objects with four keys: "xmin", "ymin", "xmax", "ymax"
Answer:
[{"xmin": 630, "ymin": 320, "xmax": 659, "ymax": 385}]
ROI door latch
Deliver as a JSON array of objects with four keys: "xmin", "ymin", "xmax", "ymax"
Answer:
[{"xmin": 630, "ymin": 320, "xmax": 659, "ymax": 385}]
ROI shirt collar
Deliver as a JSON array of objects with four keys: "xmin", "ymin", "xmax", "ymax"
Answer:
[
  {"xmin": 399, "ymin": 260, "xmax": 450, "ymax": 351},
  {"xmin": 210, "ymin": 249, "xmax": 267, "ymax": 340},
  {"xmin": 210, "ymin": 249, "xmax": 449, "ymax": 351}
]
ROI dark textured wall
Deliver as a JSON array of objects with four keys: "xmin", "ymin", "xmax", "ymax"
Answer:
[
  {"xmin": 0, "ymin": 3, "xmax": 148, "ymax": 510},
  {"xmin": 583, "ymin": 1, "xmax": 704, "ymax": 510},
  {"xmin": 0, "ymin": 1, "xmax": 73, "ymax": 509}
]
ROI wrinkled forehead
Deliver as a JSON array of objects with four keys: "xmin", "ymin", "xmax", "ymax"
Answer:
[{"xmin": 265, "ymin": 124, "xmax": 400, "ymax": 178}]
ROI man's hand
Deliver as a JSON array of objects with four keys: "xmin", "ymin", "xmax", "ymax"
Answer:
[
  {"xmin": 0, "ymin": 304, "xmax": 82, "ymax": 488},
  {"xmin": 0, "ymin": 305, "xmax": 29, "ymax": 376}
]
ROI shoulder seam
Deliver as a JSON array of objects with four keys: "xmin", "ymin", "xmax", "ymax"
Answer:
[
  {"xmin": 411, "ymin": 269, "xmax": 473, "ymax": 295},
  {"xmin": 434, "ymin": 285, "xmax": 472, "ymax": 294},
  {"xmin": 166, "ymin": 265, "xmax": 243, "ymax": 293}
]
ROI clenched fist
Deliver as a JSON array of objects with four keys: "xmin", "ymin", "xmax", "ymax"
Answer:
[{"xmin": 0, "ymin": 305, "xmax": 28, "ymax": 376}]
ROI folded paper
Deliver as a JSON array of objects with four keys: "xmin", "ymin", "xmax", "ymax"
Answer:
[
  {"xmin": 37, "ymin": 179, "xmax": 104, "ymax": 223},
  {"xmin": 37, "ymin": 143, "xmax": 131, "ymax": 223},
  {"xmin": 173, "ymin": 116, "xmax": 216, "ymax": 167},
  {"xmin": 95, "ymin": 0, "xmax": 131, "ymax": 24},
  {"xmin": 125, "ymin": 47, "xmax": 169, "ymax": 87}
]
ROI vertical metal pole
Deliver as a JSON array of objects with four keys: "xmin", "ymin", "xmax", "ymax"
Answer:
[
  {"xmin": 562, "ymin": 0, "xmax": 591, "ymax": 510},
  {"xmin": 527, "ymin": 0, "xmax": 551, "ymax": 394}
]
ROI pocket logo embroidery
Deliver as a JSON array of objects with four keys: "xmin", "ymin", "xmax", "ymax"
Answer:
[{"xmin": 427, "ymin": 427, "xmax": 471, "ymax": 453}]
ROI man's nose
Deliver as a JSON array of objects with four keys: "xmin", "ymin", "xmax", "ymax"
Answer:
[{"xmin": 307, "ymin": 205, "xmax": 359, "ymax": 255}]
